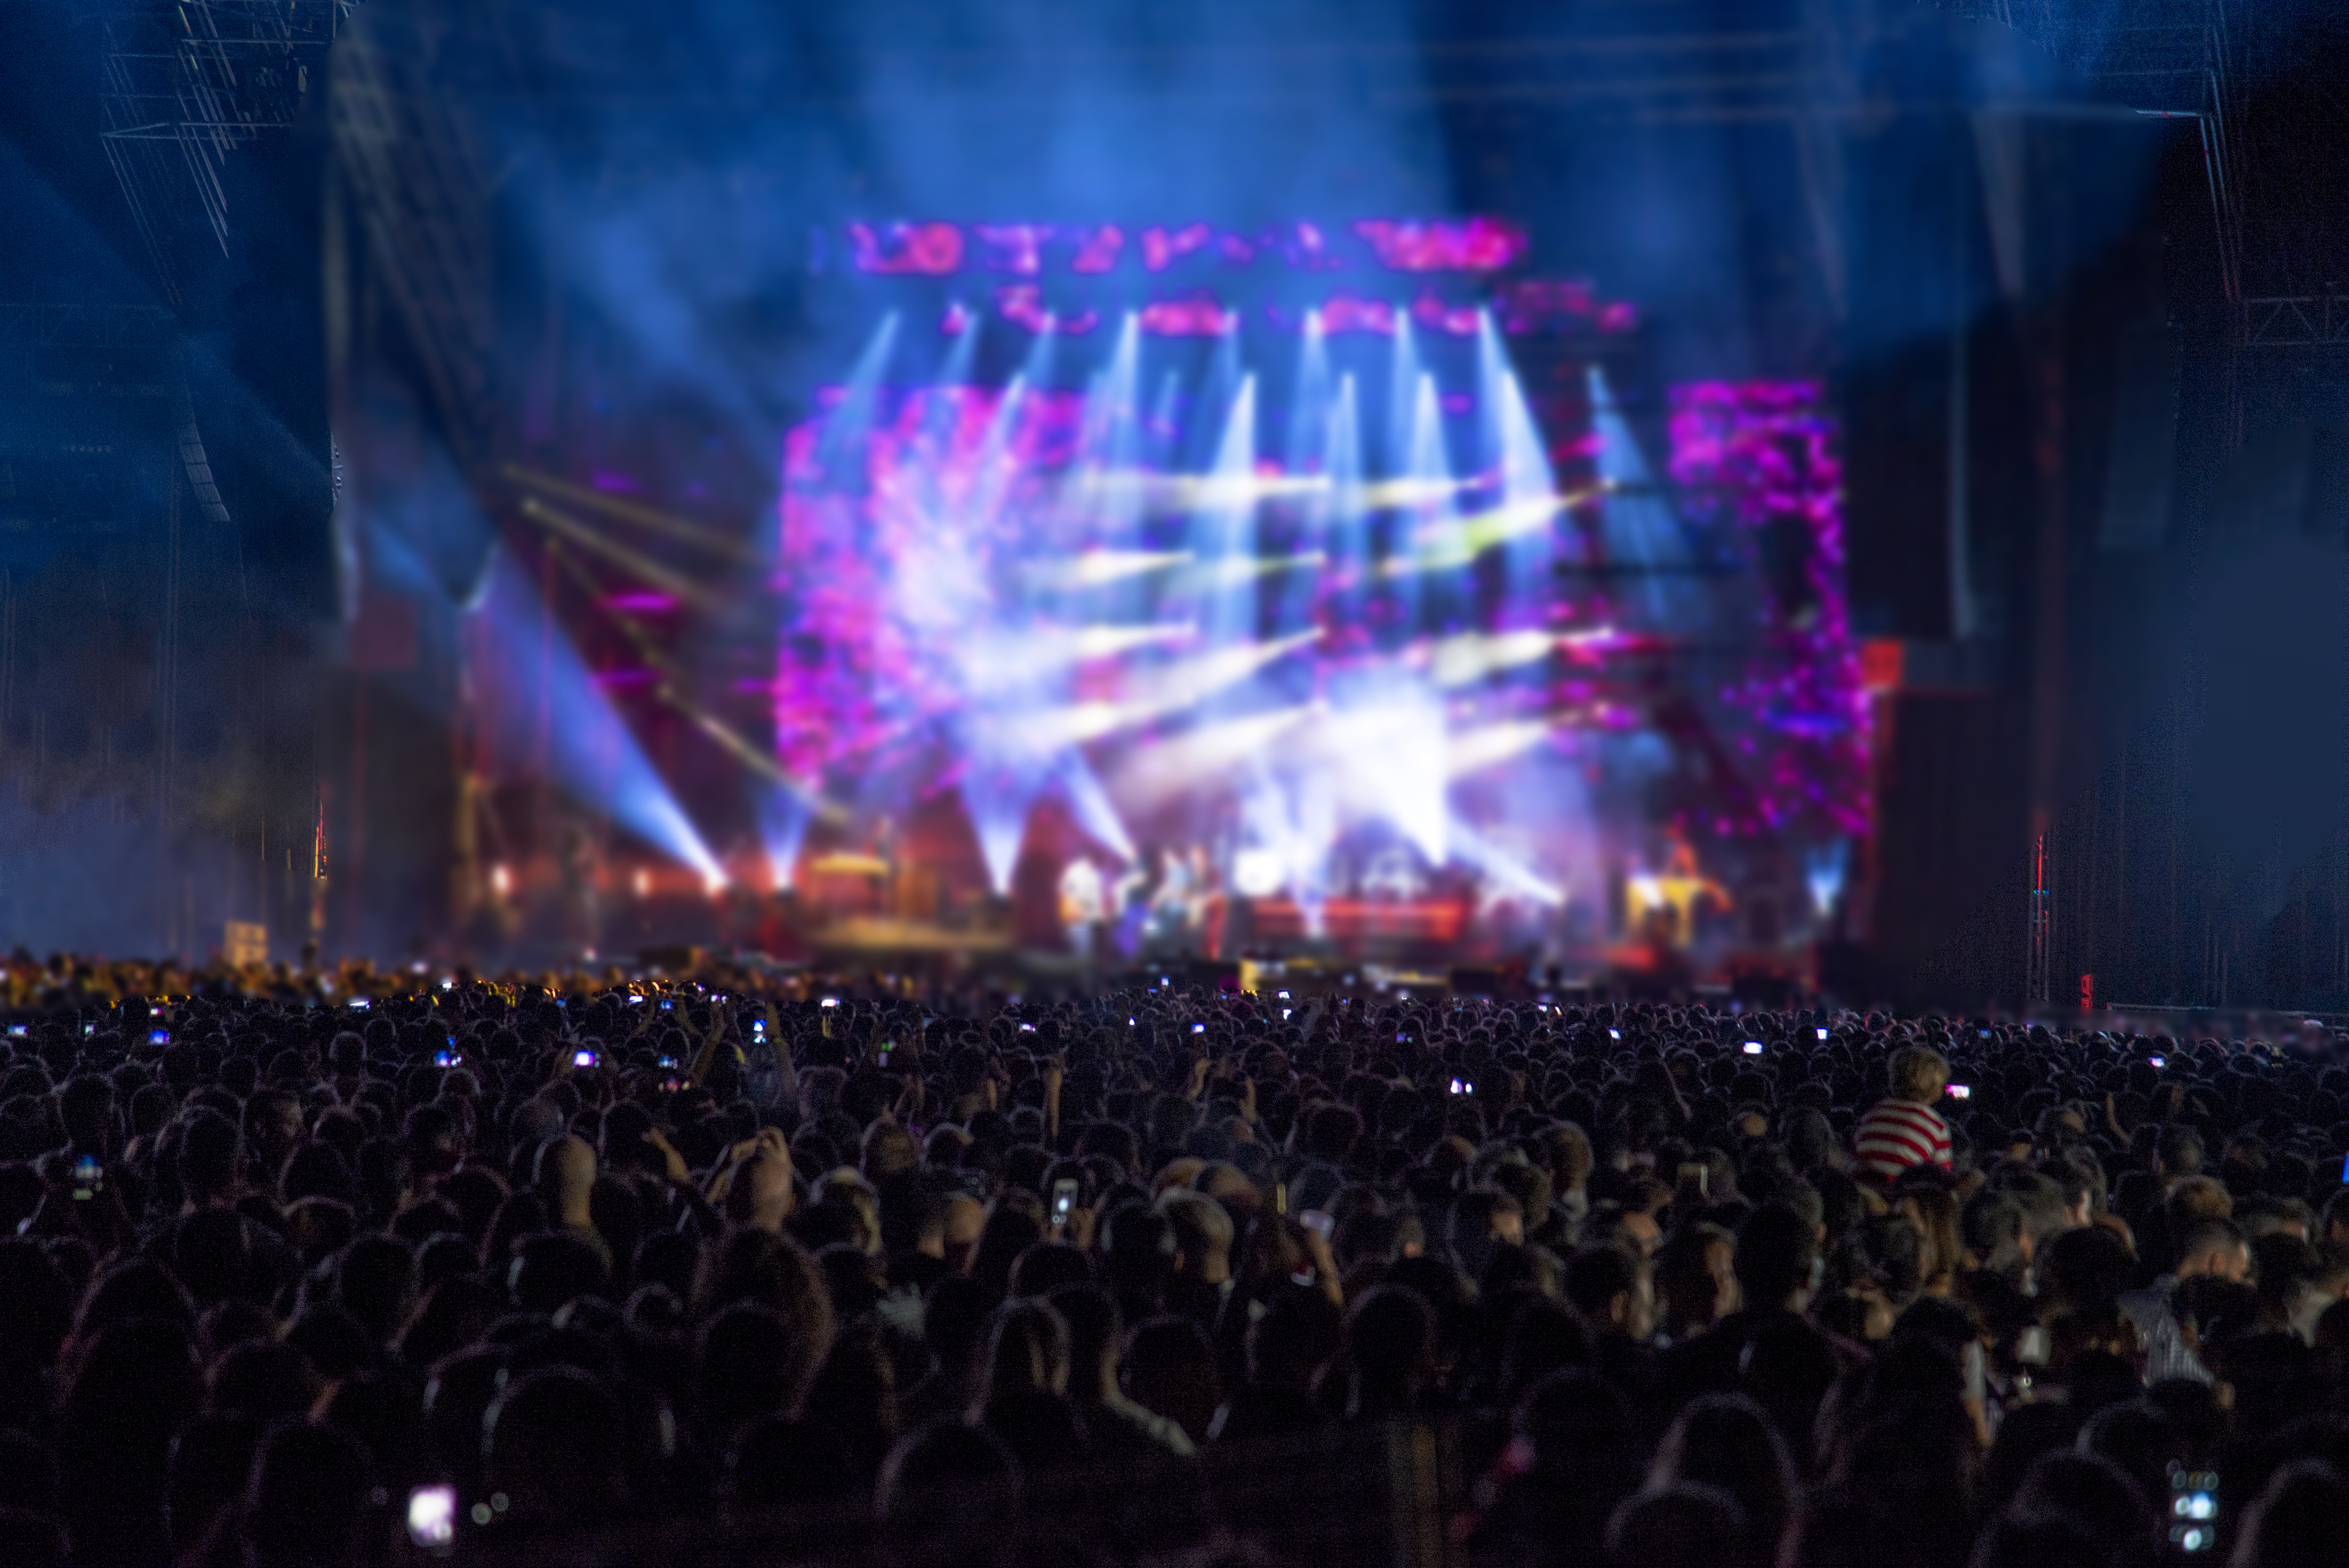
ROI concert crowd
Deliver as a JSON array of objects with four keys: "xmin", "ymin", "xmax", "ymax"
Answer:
[{"xmin": 4, "ymin": 968, "xmax": 2349, "ymax": 1568}]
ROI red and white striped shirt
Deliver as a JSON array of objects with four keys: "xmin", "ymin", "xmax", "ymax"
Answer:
[{"xmin": 1852, "ymin": 1098, "xmax": 1953, "ymax": 1182}]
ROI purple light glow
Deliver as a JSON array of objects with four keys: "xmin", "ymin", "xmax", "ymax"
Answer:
[
  {"xmin": 1069, "ymin": 225, "xmax": 1124, "ymax": 273},
  {"xmin": 762, "ymin": 269, "xmax": 1865, "ymax": 950},
  {"xmin": 1137, "ymin": 294, "xmax": 1237, "ymax": 336},
  {"xmin": 1667, "ymin": 380, "xmax": 1868, "ymax": 841},
  {"xmin": 964, "ymin": 286, "xmax": 1637, "ymax": 340},
  {"xmin": 976, "ymin": 224, "xmax": 1051, "ymax": 274},
  {"xmin": 848, "ymin": 221, "xmax": 963, "ymax": 274},
  {"xmin": 845, "ymin": 217, "xmax": 1536, "ymax": 278},
  {"xmin": 1354, "ymin": 217, "xmax": 1527, "ymax": 272},
  {"xmin": 1141, "ymin": 224, "xmax": 1214, "ymax": 271},
  {"xmin": 1321, "ymin": 295, "xmax": 1397, "ymax": 334}
]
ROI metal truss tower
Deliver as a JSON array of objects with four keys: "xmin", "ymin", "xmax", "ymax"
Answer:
[
  {"xmin": 80, "ymin": 0, "xmax": 350, "ymax": 305},
  {"xmin": 1938, "ymin": 0, "xmax": 2349, "ymax": 344}
]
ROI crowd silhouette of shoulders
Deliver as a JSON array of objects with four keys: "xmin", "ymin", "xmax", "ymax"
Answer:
[{"xmin": 2, "ymin": 968, "xmax": 2348, "ymax": 1568}]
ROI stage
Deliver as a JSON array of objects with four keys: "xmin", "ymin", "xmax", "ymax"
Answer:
[{"xmin": 406, "ymin": 216, "xmax": 1867, "ymax": 985}]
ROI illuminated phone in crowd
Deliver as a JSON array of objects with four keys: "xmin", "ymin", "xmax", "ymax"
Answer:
[
  {"xmin": 572, "ymin": 1048, "xmax": 599, "ymax": 1069},
  {"xmin": 1743, "ymin": 1041, "xmax": 1763, "ymax": 1055},
  {"xmin": 1946, "ymin": 1084, "xmax": 1971, "ymax": 1099},
  {"xmin": 1449, "ymin": 1077, "xmax": 1474, "ymax": 1095},
  {"xmin": 2169, "ymin": 1467, "xmax": 2218, "ymax": 1553},
  {"xmin": 1052, "ymin": 1178, "xmax": 1079, "ymax": 1230},
  {"xmin": 434, "ymin": 1048, "xmax": 460, "ymax": 1068},
  {"xmin": 71, "ymin": 1155, "xmax": 102, "ymax": 1201},
  {"xmin": 407, "ymin": 1485, "xmax": 456, "ymax": 1550}
]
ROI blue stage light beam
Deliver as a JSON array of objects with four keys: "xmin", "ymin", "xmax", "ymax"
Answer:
[
  {"xmin": 472, "ymin": 547, "xmax": 723, "ymax": 884},
  {"xmin": 1071, "ymin": 314, "xmax": 1146, "ymax": 620},
  {"xmin": 1325, "ymin": 374, "xmax": 1367, "ymax": 621},
  {"xmin": 1053, "ymin": 752, "xmax": 1137, "ymax": 864},
  {"xmin": 1146, "ymin": 368, "xmax": 1182, "ymax": 470},
  {"xmin": 1587, "ymin": 366, "xmax": 1689, "ymax": 627},
  {"xmin": 818, "ymin": 312, "xmax": 899, "ymax": 478},
  {"xmin": 1192, "ymin": 376, "xmax": 1260, "ymax": 654},
  {"xmin": 1207, "ymin": 329, "xmax": 1242, "ymax": 426},
  {"xmin": 1477, "ymin": 314, "xmax": 1563, "ymax": 609},
  {"xmin": 1805, "ymin": 839, "xmax": 1849, "ymax": 919},
  {"xmin": 961, "ymin": 754, "xmax": 1045, "ymax": 894},
  {"xmin": 754, "ymin": 782, "xmax": 811, "ymax": 891},
  {"xmin": 1445, "ymin": 817, "xmax": 1566, "ymax": 905},
  {"xmin": 936, "ymin": 306, "xmax": 979, "ymax": 388},
  {"xmin": 1023, "ymin": 307, "xmax": 1060, "ymax": 392},
  {"xmin": 1402, "ymin": 372, "xmax": 1470, "ymax": 633},
  {"xmin": 1286, "ymin": 308, "xmax": 1330, "ymax": 476},
  {"xmin": 1270, "ymin": 312, "xmax": 1332, "ymax": 638},
  {"xmin": 1385, "ymin": 313, "xmax": 1419, "ymax": 478},
  {"xmin": 958, "ymin": 373, "xmax": 1030, "ymax": 535}
]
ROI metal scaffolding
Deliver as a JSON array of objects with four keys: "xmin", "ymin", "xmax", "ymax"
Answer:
[
  {"xmin": 327, "ymin": 7, "xmax": 499, "ymax": 471},
  {"xmin": 2244, "ymin": 290, "xmax": 2349, "ymax": 349},
  {"xmin": 1936, "ymin": 0, "xmax": 2247, "ymax": 310},
  {"xmin": 0, "ymin": 302, "xmax": 179, "ymax": 348},
  {"xmin": 1937, "ymin": 0, "xmax": 2349, "ymax": 323},
  {"xmin": 80, "ymin": 0, "xmax": 349, "ymax": 303}
]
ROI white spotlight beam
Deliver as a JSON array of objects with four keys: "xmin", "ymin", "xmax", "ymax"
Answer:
[
  {"xmin": 1109, "ymin": 705, "xmax": 1317, "ymax": 808},
  {"xmin": 1021, "ymin": 629, "xmax": 1320, "ymax": 748},
  {"xmin": 1445, "ymin": 719, "xmax": 1556, "ymax": 777}
]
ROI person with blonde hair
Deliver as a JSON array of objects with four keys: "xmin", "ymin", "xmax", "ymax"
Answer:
[{"xmin": 1851, "ymin": 1046, "xmax": 1953, "ymax": 1183}]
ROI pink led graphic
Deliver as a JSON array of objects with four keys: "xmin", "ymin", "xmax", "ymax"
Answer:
[
  {"xmin": 1353, "ymin": 217, "xmax": 1527, "ymax": 272},
  {"xmin": 1137, "ymin": 293, "xmax": 1236, "ymax": 336},
  {"xmin": 1321, "ymin": 295, "xmax": 1398, "ymax": 335},
  {"xmin": 1410, "ymin": 289, "xmax": 1483, "ymax": 337},
  {"xmin": 847, "ymin": 221, "xmax": 964, "ymax": 275},
  {"xmin": 1140, "ymin": 224, "xmax": 1214, "ymax": 271},
  {"xmin": 976, "ymin": 224, "xmax": 1051, "ymax": 275},
  {"xmin": 994, "ymin": 285, "xmax": 1097, "ymax": 335},
  {"xmin": 1668, "ymin": 381, "xmax": 1868, "ymax": 840},
  {"xmin": 1068, "ymin": 225, "xmax": 1124, "ymax": 273}
]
